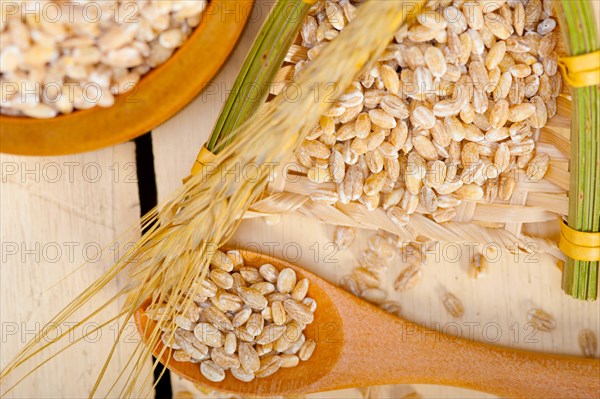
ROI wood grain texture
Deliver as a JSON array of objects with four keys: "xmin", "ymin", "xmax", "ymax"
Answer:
[
  {"xmin": 150, "ymin": 2, "xmax": 600, "ymax": 398},
  {"xmin": 0, "ymin": 144, "xmax": 153, "ymax": 398}
]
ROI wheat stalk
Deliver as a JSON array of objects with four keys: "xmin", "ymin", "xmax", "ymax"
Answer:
[
  {"xmin": 558, "ymin": 0, "xmax": 600, "ymax": 300},
  {"xmin": 0, "ymin": 1, "xmax": 425, "ymax": 397}
]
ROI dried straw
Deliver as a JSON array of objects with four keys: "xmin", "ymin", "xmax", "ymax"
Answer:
[{"xmin": 0, "ymin": 1, "xmax": 425, "ymax": 397}]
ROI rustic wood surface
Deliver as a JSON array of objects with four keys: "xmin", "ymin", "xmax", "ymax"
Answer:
[
  {"xmin": 1, "ymin": 1, "xmax": 599, "ymax": 398},
  {"xmin": 0, "ymin": 144, "xmax": 153, "ymax": 398}
]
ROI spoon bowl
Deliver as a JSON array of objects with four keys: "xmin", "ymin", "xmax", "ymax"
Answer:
[
  {"xmin": 135, "ymin": 249, "xmax": 600, "ymax": 398},
  {"xmin": 135, "ymin": 249, "xmax": 345, "ymax": 396}
]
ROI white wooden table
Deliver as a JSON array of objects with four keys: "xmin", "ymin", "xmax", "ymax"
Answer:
[{"xmin": 2, "ymin": 1, "xmax": 599, "ymax": 397}]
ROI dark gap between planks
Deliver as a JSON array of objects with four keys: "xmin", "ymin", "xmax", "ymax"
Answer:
[{"xmin": 134, "ymin": 132, "xmax": 173, "ymax": 399}]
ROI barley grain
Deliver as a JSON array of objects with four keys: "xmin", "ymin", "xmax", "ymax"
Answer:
[
  {"xmin": 442, "ymin": 293, "xmax": 464, "ymax": 317},
  {"xmin": 299, "ymin": 339, "xmax": 316, "ymax": 361},
  {"xmin": 394, "ymin": 265, "xmax": 422, "ymax": 292},
  {"xmin": 578, "ymin": 329, "xmax": 598, "ymax": 358},
  {"xmin": 200, "ymin": 361, "xmax": 225, "ymax": 382},
  {"xmin": 527, "ymin": 308, "xmax": 556, "ymax": 331},
  {"xmin": 526, "ymin": 153, "xmax": 550, "ymax": 181}
]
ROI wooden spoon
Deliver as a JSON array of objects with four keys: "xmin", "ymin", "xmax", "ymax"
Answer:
[{"xmin": 135, "ymin": 249, "xmax": 600, "ymax": 398}]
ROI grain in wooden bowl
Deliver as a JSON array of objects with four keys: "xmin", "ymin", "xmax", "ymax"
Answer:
[{"xmin": 0, "ymin": 0, "xmax": 254, "ymax": 155}]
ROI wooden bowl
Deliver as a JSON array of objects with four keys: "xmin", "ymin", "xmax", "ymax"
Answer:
[{"xmin": 0, "ymin": 0, "xmax": 254, "ymax": 156}]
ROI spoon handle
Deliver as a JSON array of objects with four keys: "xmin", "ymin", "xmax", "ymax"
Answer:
[
  {"xmin": 334, "ymin": 294, "xmax": 600, "ymax": 398},
  {"xmin": 412, "ymin": 330, "xmax": 600, "ymax": 398}
]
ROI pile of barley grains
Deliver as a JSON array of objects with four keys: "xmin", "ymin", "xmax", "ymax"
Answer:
[
  {"xmin": 146, "ymin": 249, "xmax": 316, "ymax": 383},
  {"xmin": 292, "ymin": 0, "xmax": 560, "ymax": 225},
  {"xmin": 0, "ymin": 0, "xmax": 207, "ymax": 118}
]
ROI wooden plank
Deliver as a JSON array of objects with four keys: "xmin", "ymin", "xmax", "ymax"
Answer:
[
  {"xmin": 0, "ymin": 144, "xmax": 153, "ymax": 398},
  {"xmin": 151, "ymin": 2, "xmax": 600, "ymax": 399}
]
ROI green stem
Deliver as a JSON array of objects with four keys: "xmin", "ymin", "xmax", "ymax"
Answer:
[
  {"xmin": 205, "ymin": 0, "xmax": 312, "ymax": 153},
  {"xmin": 558, "ymin": 1, "xmax": 600, "ymax": 300}
]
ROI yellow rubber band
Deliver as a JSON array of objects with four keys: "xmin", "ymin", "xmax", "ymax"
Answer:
[
  {"xmin": 558, "ymin": 220, "xmax": 600, "ymax": 262},
  {"xmin": 558, "ymin": 50, "xmax": 600, "ymax": 88},
  {"xmin": 561, "ymin": 221, "xmax": 600, "ymax": 247},
  {"xmin": 559, "ymin": 239, "xmax": 600, "ymax": 262},
  {"xmin": 190, "ymin": 146, "xmax": 217, "ymax": 176},
  {"xmin": 182, "ymin": 146, "xmax": 217, "ymax": 183}
]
